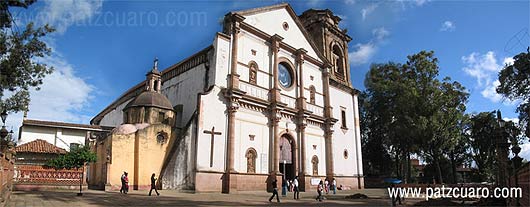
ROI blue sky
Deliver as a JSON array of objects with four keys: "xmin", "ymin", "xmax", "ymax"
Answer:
[{"xmin": 4, "ymin": 0, "xmax": 529, "ymax": 154}]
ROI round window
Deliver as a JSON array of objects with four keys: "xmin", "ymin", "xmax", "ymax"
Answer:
[
  {"xmin": 278, "ymin": 63, "xmax": 293, "ymax": 88},
  {"xmin": 282, "ymin": 22, "xmax": 289, "ymax": 31}
]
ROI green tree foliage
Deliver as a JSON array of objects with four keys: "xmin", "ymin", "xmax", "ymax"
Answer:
[
  {"xmin": 46, "ymin": 145, "xmax": 97, "ymax": 170},
  {"xmin": 362, "ymin": 51, "xmax": 469, "ymax": 184},
  {"xmin": 497, "ymin": 47, "xmax": 530, "ymax": 138},
  {"xmin": 46, "ymin": 145, "xmax": 96, "ymax": 195},
  {"xmin": 0, "ymin": 0, "xmax": 54, "ymax": 113},
  {"xmin": 468, "ymin": 111, "xmax": 523, "ymax": 182}
]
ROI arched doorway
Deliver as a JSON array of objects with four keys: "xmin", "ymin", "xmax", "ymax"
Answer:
[{"xmin": 279, "ymin": 134, "xmax": 295, "ymax": 180}]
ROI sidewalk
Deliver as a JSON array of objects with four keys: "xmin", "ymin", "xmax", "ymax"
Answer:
[{"xmin": 6, "ymin": 189, "xmax": 391, "ymax": 206}]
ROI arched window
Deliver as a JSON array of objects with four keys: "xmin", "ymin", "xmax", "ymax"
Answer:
[
  {"xmin": 249, "ymin": 62, "xmax": 258, "ymax": 84},
  {"xmin": 246, "ymin": 148, "xmax": 257, "ymax": 173},
  {"xmin": 311, "ymin": 155, "xmax": 319, "ymax": 176},
  {"xmin": 309, "ymin": 85, "xmax": 316, "ymax": 104},
  {"xmin": 332, "ymin": 45, "xmax": 345, "ymax": 80}
]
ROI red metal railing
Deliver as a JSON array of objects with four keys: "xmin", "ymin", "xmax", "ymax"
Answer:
[{"xmin": 14, "ymin": 165, "xmax": 82, "ymax": 185}]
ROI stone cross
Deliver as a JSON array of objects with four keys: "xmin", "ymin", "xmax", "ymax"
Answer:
[{"xmin": 204, "ymin": 126, "xmax": 222, "ymax": 167}]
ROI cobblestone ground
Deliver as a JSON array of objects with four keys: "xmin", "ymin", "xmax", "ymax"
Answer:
[{"xmin": 6, "ymin": 189, "xmax": 391, "ymax": 206}]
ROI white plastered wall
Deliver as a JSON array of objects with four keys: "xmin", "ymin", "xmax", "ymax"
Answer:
[{"xmin": 329, "ymin": 86, "xmax": 361, "ymax": 176}]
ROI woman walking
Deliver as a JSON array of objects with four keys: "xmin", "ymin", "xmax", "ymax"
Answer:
[
  {"xmin": 315, "ymin": 180, "xmax": 324, "ymax": 202},
  {"xmin": 149, "ymin": 173, "xmax": 160, "ymax": 196},
  {"xmin": 269, "ymin": 179, "xmax": 280, "ymax": 202}
]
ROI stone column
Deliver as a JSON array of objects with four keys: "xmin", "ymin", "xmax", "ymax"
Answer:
[
  {"xmin": 297, "ymin": 121, "xmax": 307, "ymax": 191},
  {"xmin": 222, "ymin": 96, "xmax": 240, "ymax": 194},
  {"xmin": 222, "ymin": 13, "xmax": 245, "ymax": 194},
  {"xmin": 322, "ymin": 66, "xmax": 335, "ymax": 180},
  {"xmin": 228, "ymin": 14, "xmax": 245, "ymax": 90},
  {"xmin": 296, "ymin": 49, "xmax": 307, "ymax": 110},
  {"xmin": 269, "ymin": 34, "xmax": 283, "ymax": 174},
  {"xmin": 295, "ymin": 49, "xmax": 308, "ymax": 191}
]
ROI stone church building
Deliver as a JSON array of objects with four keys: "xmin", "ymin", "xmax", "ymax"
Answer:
[{"xmin": 88, "ymin": 3, "xmax": 364, "ymax": 193}]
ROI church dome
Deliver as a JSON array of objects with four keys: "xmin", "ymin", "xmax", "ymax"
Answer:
[{"xmin": 124, "ymin": 91, "xmax": 173, "ymax": 110}]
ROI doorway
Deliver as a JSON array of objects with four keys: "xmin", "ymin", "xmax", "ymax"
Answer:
[{"xmin": 279, "ymin": 134, "xmax": 295, "ymax": 180}]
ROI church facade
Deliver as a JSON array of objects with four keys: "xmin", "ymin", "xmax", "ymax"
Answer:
[{"xmin": 88, "ymin": 3, "xmax": 363, "ymax": 193}]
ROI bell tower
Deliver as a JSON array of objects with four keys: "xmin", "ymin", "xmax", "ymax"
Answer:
[{"xmin": 299, "ymin": 9, "xmax": 352, "ymax": 86}]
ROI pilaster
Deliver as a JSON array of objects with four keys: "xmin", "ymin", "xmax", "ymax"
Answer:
[
  {"xmin": 228, "ymin": 14, "xmax": 245, "ymax": 90},
  {"xmin": 322, "ymin": 65, "xmax": 336, "ymax": 180}
]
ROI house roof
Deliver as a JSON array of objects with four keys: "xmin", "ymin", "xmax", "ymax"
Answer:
[
  {"xmin": 15, "ymin": 139, "xmax": 67, "ymax": 154},
  {"xmin": 23, "ymin": 119, "xmax": 104, "ymax": 131}
]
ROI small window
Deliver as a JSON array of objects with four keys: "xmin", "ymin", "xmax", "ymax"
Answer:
[
  {"xmin": 282, "ymin": 22, "xmax": 289, "ymax": 31},
  {"xmin": 341, "ymin": 109, "xmax": 347, "ymax": 129},
  {"xmin": 158, "ymin": 112, "xmax": 165, "ymax": 123}
]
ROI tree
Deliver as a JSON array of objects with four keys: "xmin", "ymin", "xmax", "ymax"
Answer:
[
  {"xmin": 0, "ymin": 0, "xmax": 55, "ymax": 113},
  {"xmin": 46, "ymin": 145, "xmax": 97, "ymax": 196},
  {"xmin": 497, "ymin": 47, "xmax": 530, "ymax": 138},
  {"xmin": 468, "ymin": 111, "xmax": 524, "ymax": 183},
  {"xmin": 362, "ymin": 51, "xmax": 469, "ymax": 184}
]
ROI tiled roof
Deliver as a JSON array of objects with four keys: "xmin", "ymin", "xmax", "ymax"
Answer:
[
  {"xmin": 15, "ymin": 139, "xmax": 67, "ymax": 154},
  {"xmin": 23, "ymin": 119, "xmax": 103, "ymax": 130}
]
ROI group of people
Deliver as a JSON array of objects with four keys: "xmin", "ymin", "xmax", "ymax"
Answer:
[
  {"xmin": 269, "ymin": 176, "xmax": 337, "ymax": 203},
  {"xmin": 315, "ymin": 178, "xmax": 337, "ymax": 201},
  {"xmin": 119, "ymin": 171, "xmax": 160, "ymax": 196}
]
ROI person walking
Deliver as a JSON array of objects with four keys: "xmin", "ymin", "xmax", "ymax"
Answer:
[
  {"xmin": 332, "ymin": 178, "xmax": 337, "ymax": 194},
  {"xmin": 281, "ymin": 178, "xmax": 287, "ymax": 197},
  {"xmin": 120, "ymin": 171, "xmax": 126, "ymax": 194},
  {"xmin": 315, "ymin": 180, "xmax": 324, "ymax": 202},
  {"xmin": 123, "ymin": 172, "xmax": 129, "ymax": 194},
  {"xmin": 269, "ymin": 179, "xmax": 280, "ymax": 202},
  {"xmin": 293, "ymin": 176, "xmax": 300, "ymax": 200},
  {"xmin": 149, "ymin": 173, "xmax": 160, "ymax": 196},
  {"xmin": 324, "ymin": 178, "xmax": 329, "ymax": 194}
]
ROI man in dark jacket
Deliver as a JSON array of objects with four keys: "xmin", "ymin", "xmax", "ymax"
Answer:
[
  {"xmin": 268, "ymin": 179, "xmax": 280, "ymax": 202},
  {"xmin": 149, "ymin": 173, "xmax": 160, "ymax": 196}
]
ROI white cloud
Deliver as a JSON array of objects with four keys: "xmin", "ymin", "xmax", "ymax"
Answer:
[
  {"xmin": 440, "ymin": 21, "xmax": 456, "ymax": 32},
  {"xmin": 373, "ymin": 27, "xmax": 390, "ymax": 41},
  {"xmin": 349, "ymin": 27, "xmax": 390, "ymax": 66},
  {"xmin": 462, "ymin": 51, "xmax": 516, "ymax": 104},
  {"xmin": 5, "ymin": 54, "xmax": 94, "ymax": 141},
  {"xmin": 503, "ymin": 57, "xmax": 515, "ymax": 66},
  {"xmin": 414, "ymin": 0, "xmax": 428, "ymax": 6},
  {"xmin": 503, "ymin": 117, "xmax": 520, "ymax": 124},
  {"xmin": 39, "ymin": 0, "xmax": 103, "ymax": 34},
  {"xmin": 3, "ymin": 0, "xmax": 103, "ymax": 141},
  {"xmin": 481, "ymin": 80, "xmax": 503, "ymax": 103},
  {"xmin": 349, "ymin": 43, "xmax": 377, "ymax": 66},
  {"xmin": 519, "ymin": 142, "xmax": 530, "ymax": 161},
  {"xmin": 361, "ymin": 4, "xmax": 378, "ymax": 21},
  {"xmin": 345, "ymin": 0, "xmax": 356, "ymax": 5}
]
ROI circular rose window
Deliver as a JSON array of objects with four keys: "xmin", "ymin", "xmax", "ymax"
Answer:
[
  {"xmin": 343, "ymin": 149, "xmax": 349, "ymax": 159},
  {"xmin": 278, "ymin": 62, "xmax": 293, "ymax": 88}
]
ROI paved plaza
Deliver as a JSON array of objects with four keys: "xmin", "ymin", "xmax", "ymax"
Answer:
[{"xmin": 6, "ymin": 189, "xmax": 392, "ymax": 206}]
